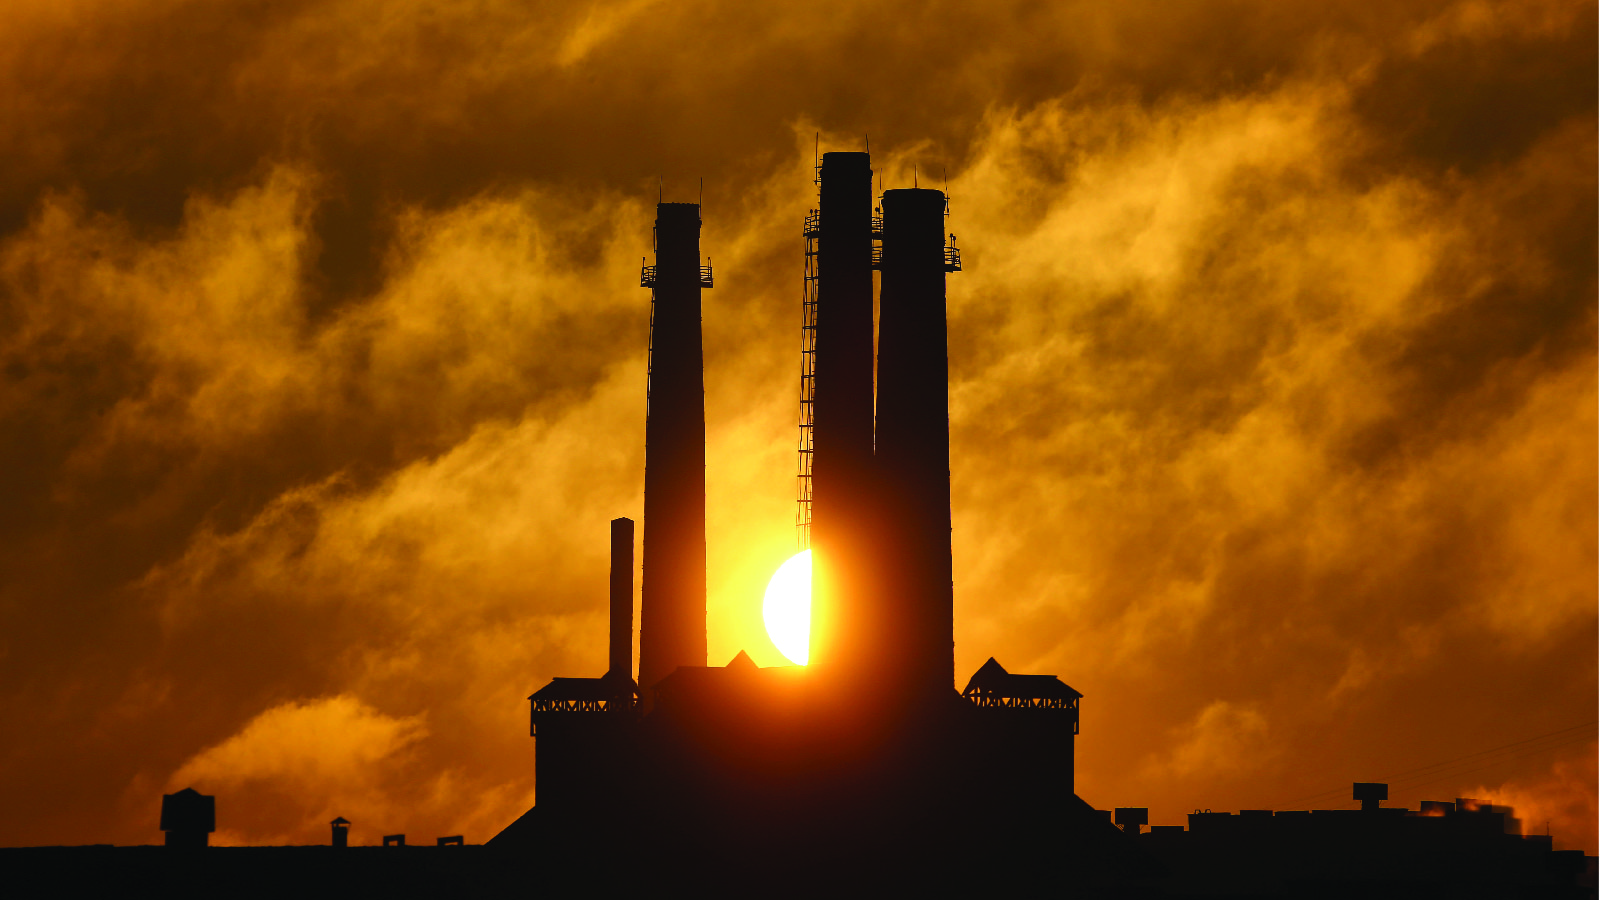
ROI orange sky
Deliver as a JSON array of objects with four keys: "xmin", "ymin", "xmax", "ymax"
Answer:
[{"xmin": 0, "ymin": 0, "xmax": 1594, "ymax": 852}]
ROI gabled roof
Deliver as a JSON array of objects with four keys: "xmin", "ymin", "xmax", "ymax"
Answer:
[
  {"xmin": 528, "ymin": 677, "xmax": 611, "ymax": 702},
  {"xmin": 528, "ymin": 671, "xmax": 638, "ymax": 702},
  {"xmin": 654, "ymin": 651, "xmax": 763, "ymax": 689},
  {"xmin": 648, "ymin": 653, "xmax": 808, "ymax": 717},
  {"xmin": 331, "ymin": 817, "xmax": 350, "ymax": 825},
  {"xmin": 159, "ymin": 787, "xmax": 215, "ymax": 832},
  {"xmin": 962, "ymin": 657, "xmax": 1082, "ymax": 700},
  {"xmin": 965, "ymin": 657, "xmax": 1009, "ymax": 692}
]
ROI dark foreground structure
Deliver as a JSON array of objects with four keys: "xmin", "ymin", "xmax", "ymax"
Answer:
[
  {"xmin": 1138, "ymin": 793, "xmax": 1595, "ymax": 896},
  {"xmin": 6, "ymin": 158, "xmax": 1593, "ymax": 898},
  {"xmin": 6, "ymin": 796, "xmax": 1590, "ymax": 897}
]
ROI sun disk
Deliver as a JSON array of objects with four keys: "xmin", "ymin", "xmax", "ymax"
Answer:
[{"xmin": 762, "ymin": 550, "xmax": 811, "ymax": 665}]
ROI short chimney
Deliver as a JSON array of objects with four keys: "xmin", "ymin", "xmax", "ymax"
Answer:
[
  {"xmin": 1115, "ymin": 807, "xmax": 1149, "ymax": 835},
  {"xmin": 609, "ymin": 517, "xmax": 635, "ymax": 692},
  {"xmin": 330, "ymin": 816, "xmax": 350, "ymax": 847}
]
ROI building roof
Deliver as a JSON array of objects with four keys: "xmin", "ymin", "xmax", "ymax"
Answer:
[
  {"xmin": 527, "ymin": 671, "xmax": 638, "ymax": 702},
  {"xmin": 962, "ymin": 657, "xmax": 1082, "ymax": 701},
  {"xmin": 159, "ymin": 787, "xmax": 215, "ymax": 832},
  {"xmin": 529, "ymin": 677, "xmax": 609, "ymax": 702},
  {"xmin": 649, "ymin": 652, "xmax": 806, "ymax": 709}
]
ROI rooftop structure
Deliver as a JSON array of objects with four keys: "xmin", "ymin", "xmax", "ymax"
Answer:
[{"xmin": 159, "ymin": 787, "xmax": 214, "ymax": 849}]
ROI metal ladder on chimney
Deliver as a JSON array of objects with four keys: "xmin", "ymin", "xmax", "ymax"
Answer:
[{"xmin": 797, "ymin": 197, "xmax": 820, "ymax": 550}]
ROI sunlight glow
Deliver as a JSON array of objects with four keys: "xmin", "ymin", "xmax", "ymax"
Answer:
[{"xmin": 762, "ymin": 550, "xmax": 812, "ymax": 665}]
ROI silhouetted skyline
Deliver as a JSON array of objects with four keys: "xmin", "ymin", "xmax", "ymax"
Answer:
[{"xmin": 0, "ymin": 0, "xmax": 1592, "ymax": 856}]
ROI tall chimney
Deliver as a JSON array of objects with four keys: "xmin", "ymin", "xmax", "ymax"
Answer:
[
  {"xmin": 637, "ymin": 203, "xmax": 708, "ymax": 696},
  {"xmin": 608, "ymin": 517, "xmax": 634, "ymax": 682},
  {"xmin": 809, "ymin": 152, "xmax": 879, "ymax": 675},
  {"xmin": 874, "ymin": 188, "xmax": 955, "ymax": 696}
]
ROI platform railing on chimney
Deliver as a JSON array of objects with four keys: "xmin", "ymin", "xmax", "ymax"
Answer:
[{"xmin": 640, "ymin": 263, "xmax": 713, "ymax": 288}]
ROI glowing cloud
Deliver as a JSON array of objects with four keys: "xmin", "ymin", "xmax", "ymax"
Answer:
[{"xmin": 170, "ymin": 696, "xmax": 427, "ymax": 791}]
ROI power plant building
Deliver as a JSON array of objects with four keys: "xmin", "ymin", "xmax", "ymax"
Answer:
[{"xmin": 493, "ymin": 159, "xmax": 1124, "ymax": 881}]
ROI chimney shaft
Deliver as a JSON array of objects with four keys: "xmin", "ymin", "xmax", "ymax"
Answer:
[
  {"xmin": 809, "ymin": 152, "xmax": 878, "ymax": 674},
  {"xmin": 638, "ymin": 203, "xmax": 708, "ymax": 696},
  {"xmin": 609, "ymin": 517, "xmax": 634, "ymax": 681},
  {"xmin": 874, "ymin": 188, "xmax": 954, "ymax": 696}
]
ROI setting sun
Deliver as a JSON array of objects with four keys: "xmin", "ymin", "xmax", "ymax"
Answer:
[{"xmin": 762, "ymin": 550, "xmax": 812, "ymax": 665}]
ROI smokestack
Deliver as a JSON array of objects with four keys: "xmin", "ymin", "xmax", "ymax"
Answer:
[
  {"xmin": 874, "ymin": 188, "xmax": 955, "ymax": 696},
  {"xmin": 637, "ymin": 203, "xmax": 708, "ymax": 697},
  {"xmin": 809, "ymin": 152, "xmax": 879, "ymax": 674},
  {"xmin": 608, "ymin": 517, "xmax": 634, "ymax": 683}
]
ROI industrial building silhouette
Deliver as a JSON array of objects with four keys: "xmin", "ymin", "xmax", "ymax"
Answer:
[
  {"xmin": 486, "ymin": 151, "xmax": 1122, "ymax": 886},
  {"xmin": 3, "ymin": 153, "xmax": 1592, "ymax": 897},
  {"xmin": 476, "ymin": 152, "xmax": 1594, "ymax": 894}
]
